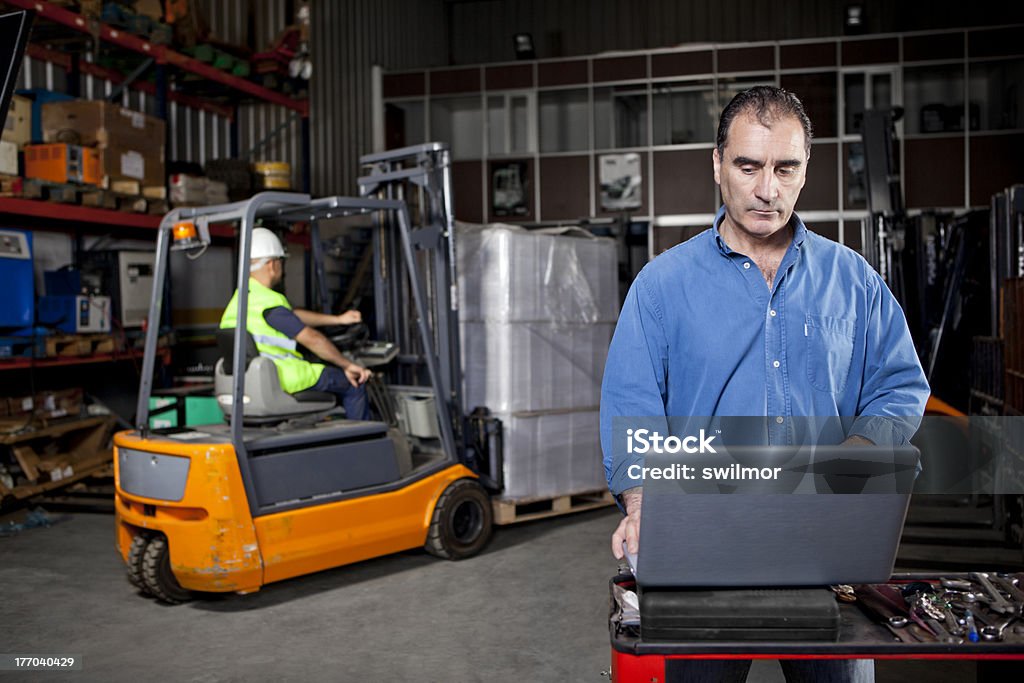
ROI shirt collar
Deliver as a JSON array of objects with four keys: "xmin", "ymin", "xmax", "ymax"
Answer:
[{"xmin": 712, "ymin": 207, "xmax": 808, "ymax": 256}]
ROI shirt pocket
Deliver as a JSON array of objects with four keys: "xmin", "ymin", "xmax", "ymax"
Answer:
[{"xmin": 805, "ymin": 314, "xmax": 856, "ymax": 394}]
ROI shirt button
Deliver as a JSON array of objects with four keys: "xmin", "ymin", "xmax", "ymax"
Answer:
[
  {"xmin": 776, "ymin": 417, "xmax": 784, "ymax": 424},
  {"xmin": 743, "ymin": 262, "xmax": 751, "ymax": 269},
  {"xmin": 773, "ymin": 360, "xmax": 780, "ymax": 368},
  {"xmin": 770, "ymin": 309, "xmax": 777, "ymax": 317}
]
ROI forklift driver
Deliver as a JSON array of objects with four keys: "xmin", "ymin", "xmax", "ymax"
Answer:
[{"xmin": 219, "ymin": 227, "xmax": 373, "ymax": 420}]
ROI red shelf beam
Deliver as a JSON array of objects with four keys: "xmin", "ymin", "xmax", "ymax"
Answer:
[
  {"xmin": 0, "ymin": 347, "xmax": 169, "ymax": 371},
  {"xmin": 0, "ymin": 197, "xmax": 237, "ymax": 237},
  {"xmin": 7, "ymin": 0, "xmax": 308, "ymax": 116},
  {"xmin": 25, "ymin": 43, "xmax": 234, "ymax": 119},
  {"xmin": 0, "ymin": 196, "xmax": 161, "ymax": 228}
]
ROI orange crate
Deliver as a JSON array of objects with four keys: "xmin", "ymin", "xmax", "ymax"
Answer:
[{"xmin": 24, "ymin": 143, "xmax": 101, "ymax": 186}]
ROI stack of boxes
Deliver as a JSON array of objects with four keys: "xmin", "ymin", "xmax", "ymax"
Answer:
[
  {"xmin": 168, "ymin": 174, "xmax": 230, "ymax": 207},
  {"xmin": 1, "ymin": 94, "xmax": 30, "ymax": 181},
  {"xmin": 457, "ymin": 223, "xmax": 619, "ymax": 499},
  {"xmin": 39, "ymin": 100, "xmax": 165, "ymax": 194}
]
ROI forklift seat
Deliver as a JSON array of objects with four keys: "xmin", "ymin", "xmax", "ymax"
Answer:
[{"xmin": 214, "ymin": 329, "xmax": 337, "ymax": 421}]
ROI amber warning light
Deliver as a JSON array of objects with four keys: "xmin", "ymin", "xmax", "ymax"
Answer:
[
  {"xmin": 173, "ymin": 222, "xmax": 197, "ymax": 241},
  {"xmin": 170, "ymin": 220, "xmax": 210, "ymax": 251}
]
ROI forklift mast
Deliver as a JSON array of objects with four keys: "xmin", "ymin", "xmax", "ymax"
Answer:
[{"xmin": 358, "ymin": 144, "xmax": 503, "ymax": 489}]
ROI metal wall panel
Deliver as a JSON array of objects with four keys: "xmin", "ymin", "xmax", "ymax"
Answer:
[
  {"xmin": 442, "ymin": 0, "xmax": 1024, "ymax": 65},
  {"xmin": 203, "ymin": 0, "xmax": 302, "ymax": 174},
  {"xmin": 15, "ymin": 56, "xmax": 68, "ymax": 93},
  {"xmin": 238, "ymin": 102, "xmax": 303, "ymax": 178},
  {"xmin": 202, "ymin": 0, "xmax": 249, "ymax": 46},
  {"xmin": 446, "ymin": 0, "xmax": 845, "ymax": 64},
  {"xmin": 309, "ymin": 0, "xmax": 448, "ymax": 195},
  {"xmin": 169, "ymin": 102, "xmax": 234, "ymax": 168},
  {"xmin": 202, "ymin": 0, "xmax": 292, "ymax": 49}
]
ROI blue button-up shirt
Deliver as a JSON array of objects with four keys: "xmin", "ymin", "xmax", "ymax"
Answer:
[{"xmin": 600, "ymin": 209, "xmax": 929, "ymax": 495}]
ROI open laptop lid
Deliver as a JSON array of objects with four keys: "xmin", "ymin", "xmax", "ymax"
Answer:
[
  {"xmin": 0, "ymin": 10, "xmax": 32, "ymax": 128},
  {"xmin": 634, "ymin": 445, "xmax": 920, "ymax": 587}
]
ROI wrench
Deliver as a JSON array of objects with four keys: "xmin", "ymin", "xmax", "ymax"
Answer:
[
  {"xmin": 909, "ymin": 623, "xmax": 936, "ymax": 642},
  {"xmin": 886, "ymin": 623, "xmax": 918, "ymax": 643},
  {"xmin": 994, "ymin": 574, "xmax": 1024, "ymax": 612},
  {"xmin": 942, "ymin": 606, "xmax": 965, "ymax": 636},
  {"xmin": 925, "ymin": 617, "xmax": 963, "ymax": 644},
  {"xmin": 945, "ymin": 590, "xmax": 987, "ymax": 605},
  {"xmin": 941, "ymin": 578, "xmax": 974, "ymax": 592},
  {"xmin": 971, "ymin": 572, "xmax": 1016, "ymax": 615},
  {"xmin": 981, "ymin": 616, "xmax": 1019, "ymax": 642}
]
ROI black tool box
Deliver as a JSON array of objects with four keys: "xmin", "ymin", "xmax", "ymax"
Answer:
[
  {"xmin": 610, "ymin": 572, "xmax": 1024, "ymax": 683},
  {"xmin": 640, "ymin": 588, "xmax": 840, "ymax": 642}
]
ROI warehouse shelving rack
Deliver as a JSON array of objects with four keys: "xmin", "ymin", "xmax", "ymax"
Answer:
[
  {"xmin": 0, "ymin": 0, "xmax": 310, "ymax": 414},
  {"xmin": 2, "ymin": 0, "xmax": 311, "ymax": 202},
  {"xmin": 2, "ymin": 0, "xmax": 307, "ymax": 115}
]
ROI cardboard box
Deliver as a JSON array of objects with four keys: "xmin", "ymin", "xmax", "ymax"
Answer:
[
  {"xmin": 0, "ymin": 139, "xmax": 17, "ymax": 176},
  {"xmin": 41, "ymin": 101, "xmax": 165, "ymax": 188},
  {"xmin": 2, "ymin": 95, "xmax": 31, "ymax": 146},
  {"xmin": 134, "ymin": 0, "xmax": 164, "ymax": 21}
]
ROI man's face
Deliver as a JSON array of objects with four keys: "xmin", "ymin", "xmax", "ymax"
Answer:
[
  {"xmin": 713, "ymin": 113, "xmax": 808, "ymax": 240},
  {"xmin": 269, "ymin": 258, "xmax": 285, "ymax": 288}
]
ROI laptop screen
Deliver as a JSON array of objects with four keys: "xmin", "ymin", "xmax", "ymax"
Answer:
[
  {"xmin": 635, "ymin": 445, "xmax": 921, "ymax": 587},
  {"xmin": 0, "ymin": 10, "xmax": 32, "ymax": 128}
]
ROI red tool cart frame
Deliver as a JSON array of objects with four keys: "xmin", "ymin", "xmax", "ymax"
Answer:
[{"xmin": 609, "ymin": 572, "xmax": 1024, "ymax": 682}]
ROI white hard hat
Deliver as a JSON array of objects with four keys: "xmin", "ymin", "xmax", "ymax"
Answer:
[{"xmin": 250, "ymin": 228, "xmax": 285, "ymax": 260}]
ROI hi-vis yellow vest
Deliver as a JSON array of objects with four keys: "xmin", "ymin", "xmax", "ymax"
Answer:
[{"xmin": 219, "ymin": 278, "xmax": 324, "ymax": 394}]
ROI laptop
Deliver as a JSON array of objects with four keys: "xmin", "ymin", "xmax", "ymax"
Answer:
[{"xmin": 633, "ymin": 444, "xmax": 920, "ymax": 587}]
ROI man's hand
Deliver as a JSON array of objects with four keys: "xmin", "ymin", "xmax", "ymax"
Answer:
[
  {"xmin": 344, "ymin": 363, "xmax": 372, "ymax": 387},
  {"xmin": 296, "ymin": 326, "xmax": 367, "ymax": 379},
  {"xmin": 336, "ymin": 309, "xmax": 362, "ymax": 325},
  {"xmin": 611, "ymin": 487, "xmax": 643, "ymax": 559},
  {"xmin": 842, "ymin": 435, "xmax": 874, "ymax": 446}
]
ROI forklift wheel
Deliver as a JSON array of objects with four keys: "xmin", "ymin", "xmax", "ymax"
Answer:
[
  {"xmin": 141, "ymin": 536, "xmax": 194, "ymax": 604},
  {"xmin": 126, "ymin": 533, "xmax": 151, "ymax": 594},
  {"xmin": 426, "ymin": 479, "xmax": 493, "ymax": 560}
]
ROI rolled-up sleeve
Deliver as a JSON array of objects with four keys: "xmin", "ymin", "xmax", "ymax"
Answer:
[
  {"xmin": 600, "ymin": 273, "xmax": 671, "ymax": 495},
  {"xmin": 849, "ymin": 270, "xmax": 930, "ymax": 446}
]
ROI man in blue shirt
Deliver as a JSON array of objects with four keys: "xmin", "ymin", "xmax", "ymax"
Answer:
[{"xmin": 600, "ymin": 87, "xmax": 929, "ymax": 682}]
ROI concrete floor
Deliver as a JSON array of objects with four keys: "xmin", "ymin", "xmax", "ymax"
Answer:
[{"xmin": 0, "ymin": 507, "xmax": 997, "ymax": 682}]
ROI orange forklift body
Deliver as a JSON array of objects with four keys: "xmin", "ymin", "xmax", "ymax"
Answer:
[{"xmin": 113, "ymin": 430, "xmax": 478, "ymax": 594}]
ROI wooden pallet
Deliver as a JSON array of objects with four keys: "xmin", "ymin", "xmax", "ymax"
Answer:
[
  {"xmin": 22, "ymin": 178, "xmax": 152, "ymax": 214},
  {"xmin": 33, "ymin": 467, "xmax": 115, "ymax": 513},
  {"xmin": 492, "ymin": 488, "xmax": 614, "ymax": 525},
  {"xmin": 0, "ymin": 416, "xmax": 116, "ymax": 507},
  {"xmin": 45, "ymin": 334, "xmax": 117, "ymax": 358},
  {"xmin": 80, "ymin": 189, "xmax": 149, "ymax": 213},
  {"xmin": 0, "ymin": 174, "xmax": 22, "ymax": 197},
  {"xmin": 22, "ymin": 178, "xmax": 81, "ymax": 204}
]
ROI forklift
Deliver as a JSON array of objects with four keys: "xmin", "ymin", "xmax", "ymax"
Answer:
[{"xmin": 114, "ymin": 144, "xmax": 502, "ymax": 603}]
